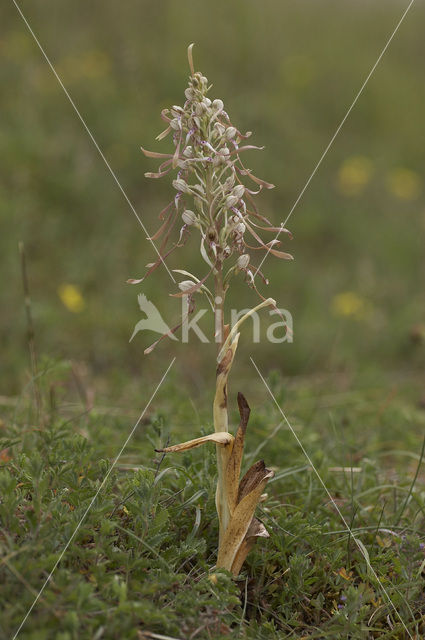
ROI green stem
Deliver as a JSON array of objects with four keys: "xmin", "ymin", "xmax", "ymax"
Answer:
[
  {"xmin": 204, "ymin": 163, "xmax": 231, "ymax": 542},
  {"xmin": 214, "ymin": 265, "xmax": 225, "ymax": 354}
]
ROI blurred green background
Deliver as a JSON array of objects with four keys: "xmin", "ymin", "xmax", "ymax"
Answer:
[{"xmin": 1, "ymin": 0, "xmax": 424, "ymax": 401}]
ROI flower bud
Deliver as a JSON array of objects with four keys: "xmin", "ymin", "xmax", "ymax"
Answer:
[
  {"xmin": 219, "ymin": 146, "xmax": 230, "ymax": 156},
  {"xmin": 232, "ymin": 184, "xmax": 245, "ymax": 199},
  {"xmin": 183, "ymin": 146, "xmax": 193, "ymax": 158},
  {"xmin": 172, "ymin": 178, "xmax": 190, "ymax": 193},
  {"xmin": 224, "ymin": 175, "xmax": 236, "ymax": 190},
  {"xmin": 192, "ymin": 183, "xmax": 205, "ymax": 196},
  {"xmin": 178, "ymin": 280, "xmax": 196, "ymax": 292},
  {"xmin": 185, "ymin": 88, "xmax": 195, "ymax": 100},
  {"xmin": 225, "ymin": 127, "xmax": 237, "ymax": 140},
  {"xmin": 212, "ymin": 99, "xmax": 224, "ymax": 111},
  {"xmin": 182, "ymin": 209, "xmax": 197, "ymax": 225},
  {"xmin": 170, "ymin": 118, "xmax": 180, "ymax": 130},
  {"xmin": 207, "ymin": 226, "xmax": 218, "ymax": 242},
  {"xmin": 203, "ymin": 97, "xmax": 212, "ymax": 107},
  {"xmin": 195, "ymin": 103, "xmax": 205, "ymax": 117},
  {"xmin": 235, "ymin": 222, "xmax": 246, "ymax": 235},
  {"xmin": 225, "ymin": 195, "xmax": 239, "ymax": 208},
  {"xmin": 192, "ymin": 73, "xmax": 202, "ymax": 87},
  {"xmin": 237, "ymin": 254, "xmax": 250, "ymax": 270},
  {"xmin": 171, "ymin": 106, "xmax": 183, "ymax": 117},
  {"xmin": 213, "ymin": 155, "xmax": 225, "ymax": 167},
  {"xmin": 223, "ymin": 245, "xmax": 231, "ymax": 258},
  {"xmin": 214, "ymin": 123, "xmax": 226, "ymax": 136}
]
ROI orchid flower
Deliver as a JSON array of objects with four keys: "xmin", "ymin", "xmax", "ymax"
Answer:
[{"xmin": 131, "ymin": 45, "xmax": 294, "ymax": 576}]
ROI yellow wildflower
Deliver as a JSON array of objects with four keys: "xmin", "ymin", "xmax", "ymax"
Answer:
[
  {"xmin": 332, "ymin": 291, "xmax": 367, "ymax": 320},
  {"xmin": 337, "ymin": 156, "xmax": 374, "ymax": 196},
  {"xmin": 336, "ymin": 567, "xmax": 353, "ymax": 581},
  {"xmin": 58, "ymin": 284, "xmax": 85, "ymax": 313},
  {"xmin": 386, "ymin": 167, "xmax": 421, "ymax": 200}
]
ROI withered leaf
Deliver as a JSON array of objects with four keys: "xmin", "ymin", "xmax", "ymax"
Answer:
[
  {"xmin": 216, "ymin": 468, "xmax": 274, "ymax": 572},
  {"xmin": 225, "ymin": 393, "xmax": 250, "ymax": 515},
  {"xmin": 230, "ymin": 517, "xmax": 270, "ymax": 576},
  {"xmin": 156, "ymin": 431, "xmax": 234, "ymax": 454}
]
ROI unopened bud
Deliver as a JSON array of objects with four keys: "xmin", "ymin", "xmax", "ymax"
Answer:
[
  {"xmin": 192, "ymin": 73, "xmax": 201, "ymax": 87},
  {"xmin": 192, "ymin": 183, "xmax": 205, "ymax": 196},
  {"xmin": 212, "ymin": 99, "xmax": 224, "ymax": 111},
  {"xmin": 185, "ymin": 88, "xmax": 195, "ymax": 100},
  {"xmin": 232, "ymin": 184, "xmax": 245, "ymax": 199},
  {"xmin": 220, "ymin": 146, "xmax": 230, "ymax": 156},
  {"xmin": 225, "ymin": 127, "xmax": 237, "ymax": 140},
  {"xmin": 235, "ymin": 222, "xmax": 246, "ymax": 235},
  {"xmin": 224, "ymin": 175, "xmax": 235, "ymax": 190},
  {"xmin": 183, "ymin": 146, "xmax": 193, "ymax": 158},
  {"xmin": 214, "ymin": 123, "xmax": 226, "ymax": 136},
  {"xmin": 195, "ymin": 103, "xmax": 205, "ymax": 117},
  {"xmin": 203, "ymin": 97, "xmax": 212, "ymax": 107},
  {"xmin": 182, "ymin": 209, "xmax": 197, "ymax": 225},
  {"xmin": 237, "ymin": 254, "xmax": 250, "ymax": 270},
  {"xmin": 213, "ymin": 155, "xmax": 225, "ymax": 167},
  {"xmin": 170, "ymin": 118, "xmax": 180, "ymax": 130},
  {"xmin": 172, "ymin": 178, "xmax": 190, "ymax": 193},
  {"xmin": 207, "ymin": 227, "xmax": 217, "ymax": 242},
  {"xmin": 178, "ymin": 280, "xmax": 196, "ymax": 292},
  {"xmin": 225, "ymin": 195, "xmax": 239, "ymax": 208}
]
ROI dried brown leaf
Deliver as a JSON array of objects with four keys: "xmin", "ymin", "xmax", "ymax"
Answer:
[
  {"xmin": 237, "ymin": 460, "xmax": 269, "ymax": 503},
  {"xmin": 230, "ymin": 517, "xmax": 270, "ymax": 576},
  {"xmin": 155, "ymin": 431, "xmax": 234, "ymax": 453},
  {"xmin": 216, "ymin": 468, "xmax": 273, "ymax": 572},
  {"xmin": 225, "ymin": 393, "xmax": 250, "ymax": 515},
  {"xmin": 140, "ymin": 146, "xmax": 173, "ymax": 159}
]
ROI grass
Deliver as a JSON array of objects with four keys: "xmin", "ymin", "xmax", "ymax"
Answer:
[{"xmin": 2, "ymin": 362, "xmax": 425, "ymax": 639}]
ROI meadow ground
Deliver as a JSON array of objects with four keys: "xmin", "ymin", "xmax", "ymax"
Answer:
[{"xmin": 2, "ymin": 364, "xmax": 425, "ymax": 639}]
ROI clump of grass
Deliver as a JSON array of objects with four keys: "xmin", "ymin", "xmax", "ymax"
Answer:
[
  {"xmin": 2, "ymin": 367, "xmax": 425, "ymax": 638},
  {"xmin": 131, "ymin": 44, "xmax": 294, "ymax": 575}
]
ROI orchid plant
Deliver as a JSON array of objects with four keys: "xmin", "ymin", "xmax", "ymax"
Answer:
[{"xmin": 130, "ymin": 45, "xmax": 293, "ymax": 576}]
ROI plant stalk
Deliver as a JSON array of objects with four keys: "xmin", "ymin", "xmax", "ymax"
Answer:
[
  {"xmin": 19, "ymin": 241, "xmax": 42, "ymax": 421},
  {"xmin": 205, "ymin": 159, "xmax": 231, "ymax": 541}
]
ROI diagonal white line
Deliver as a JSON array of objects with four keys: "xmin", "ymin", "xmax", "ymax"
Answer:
[
  {"xmin": 12, "ymin": 0, "xmax": 176, "ymax": 284},
  {"xmin": 254, "ymin": 0, "xmax": 416, "ymax": 282},
  {"xmin": 11, "ymin": 357, "xmax": 176, "ymax": 640},
  {"xmin": 250, "ymin": 356, "xmax": 414, "ymax": 638}
]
